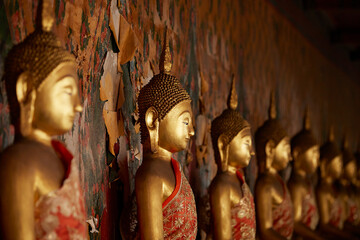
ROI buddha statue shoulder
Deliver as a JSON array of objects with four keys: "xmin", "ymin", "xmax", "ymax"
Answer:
[
  {"xmin": 287, "ymin": 108, "xmax": 323, "ymax": 240},
  {"xmin": 254, "ymin": 92, "xmax": 294, "ymax": 240},
  {"xmin": 133, "ymin": 31, "xmax": 197, "ymax": 240},
  {"xmin": 316, "ymin": 128, "xmax": 355, "ymax": 239},
  {"xmin": 209, "ymin": 76, "xmax": 255, "ymax": 240},
  {"xmin": 0, "ymin": 1, "xmax": 86, "ymax": 239}
]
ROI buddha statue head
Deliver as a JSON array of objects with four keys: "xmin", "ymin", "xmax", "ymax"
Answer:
[
  {"xmin": 3, "ymin": 0, "xmax": 82, "ymax": 142},
  {"xmin": 211, "ymin": 76, "xmax": 252, "ymax": 172},
  {"xmin": 341, "ymin": 135, "xmax": 356, "ymax": 184},
  {"xmin": 291, "ymin": 108, "xmax": 319, "ymax": 175},
  {"xmin": 255, "ymin": 92, "xmax": 291, "ymax": 174},
  {"xmin": 138, "ymin": 31, "xmax": 194, "ymax": 154},
  {"xmin": 319, "ymin": 127, "xmax": 342, "ymax": 180}
]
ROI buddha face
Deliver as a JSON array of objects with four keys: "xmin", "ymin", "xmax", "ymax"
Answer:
[
  {"xmin": 32, "ymin": 62, "xmax": 82, "ymax": 136},
  {"xmin": 327, "ymin": 155, "xmax": 342, "ymax": 179},
  {"xmin": 158, "ymin": 100, "xmax": 194, "ymax": 153},
  {"xmin": 344, "ymin": 160, "xmax": 356, "ymax": 182},
  {"xmin": 273, "ymin": 137, "xmax": 292, "ymax": 171},
  {"xmin": 228, "ymin": 127, "xmax": 253, "ymax": 169},
  {"xmin": 298, "ymin": 145, "xmax": 320, "ymax": 174}
]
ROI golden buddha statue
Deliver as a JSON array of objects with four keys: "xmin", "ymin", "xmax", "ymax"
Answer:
[
  {"xmin": 339, "ymin": 136, "xmax": 360, "ymax": 236},
  {"xmin": 130, "ymin": 31, "xmax": 197, "ymax": 240},
  {"xmin": 254, "ymin": 92, "xmax": 294, "ymax": 240},
  {"xmin": 287, "ymin": 109, "xmax": 323, "ymax": 240},
  {"xmin": 0, "ymin": 1, "xmax": 86, "ymax": 239},
  {"xmin": 316, "ymin": 128, "xmax": 355, "ymax": 239},
  {"xmin": 209, "ymin": 76, "xmax": 255, "ymax": 239}
]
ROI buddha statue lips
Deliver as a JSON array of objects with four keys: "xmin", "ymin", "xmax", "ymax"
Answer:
[
  {"xmin": 131, "ymin": 30, "xmax": 197, "ymax": 240},
  {"xmin": 0, "ymin": 1, "xmax": 86, "ymax": 239}
]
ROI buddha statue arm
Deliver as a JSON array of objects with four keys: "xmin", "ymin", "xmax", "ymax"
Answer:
[
  {"xmin": 135, "ymin": 169, "xmax": 164, "ymax": 240},
  {"xmin": 0, "ymin": 153, "xmax": 35, "ymax": 240},
  {"xmin": 289, "ymin": 183, "xmax": 323, "ymax": 240},
  {"xmin": 255, "ymin": 180, "xmax": 288, "ymax": 240},
  {"xmin": 210, "ymin": 179, "xmax": 232, "ymax": 240}
]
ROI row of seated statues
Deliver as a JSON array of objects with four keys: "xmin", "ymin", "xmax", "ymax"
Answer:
[{"xmin": 0, "ymin": 2, "xmax": 360, "ymax": 239}]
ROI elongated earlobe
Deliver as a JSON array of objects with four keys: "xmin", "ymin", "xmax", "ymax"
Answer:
[
  {"xmin": 218, "ymin": 134, "xmax": 229, "ymax": 172},
  {"xmin": 320, "ymin": 159, "xmax": 326, "ymax": 178},
  {"xmin": 145, "ymin": 107, "xmax": 159, "ymax": 153},
  {"xmin": 265, "ymin": 139, "xmax": 275, "ymax": 170},
  {"xmin": 16, "ymin": 72, "xmax": 36, "ymax": 136}
]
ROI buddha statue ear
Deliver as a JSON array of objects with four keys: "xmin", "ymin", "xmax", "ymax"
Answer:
[
  {"xmin": 265, "ymin": 139, "xmax": 275, "ymax": 170},
  {"xmin": 145, "ymin": 106, "xmax": 159, "ymax": 153},
  {"xmin": 292, "ymin": 147, "xmax": 299, "ymax": 161},
  {"xmin": 292, "ymin": 147, "xmax": 300, "ymax": 169},
  {"xmin": 320, "ymin": 158, "xmax": 326, "ymax": 178},
  {"xmin": 16, "ymin": 72, "xmax": 36, "ymax": 137},
  {"xmin": 218, "ymin": 134, "xmax": 229, "ymax": 172}
]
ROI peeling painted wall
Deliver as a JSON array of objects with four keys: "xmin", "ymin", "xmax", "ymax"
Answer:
[{"xmin": 1, "ymin": 0, "xmax": 359, "ymax": 239}]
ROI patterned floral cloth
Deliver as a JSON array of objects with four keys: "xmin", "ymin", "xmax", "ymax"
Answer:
[
  {"xmin": 301, "ymin": 185, "xmax": 319, "ymax": 230},
  {"xmin": 128, "ymin": 158, "xmax": 197, "ymax": 239},
  {"xmin": 230, "ymin": 171, "xmax": 256, "ymax": 240},
  {"xmin": 162, "ymin": 158, "xmax": 198, "ymax": 239},
  {"xmin": 329, "ymin": 196, "xmax": 343, "ymax": 229},
  {"xmin": 272, "ymin": 176, "xmax": 294, "ymax": 240},
  {"xmin": 34, "ymin": 140, "xmax": 87, "ymax": 240}
]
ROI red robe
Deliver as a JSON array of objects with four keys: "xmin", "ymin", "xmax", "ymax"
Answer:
[
  {"xmin": 301, "ymin": 184, "xmax": 319, "ymax": 230},
  {"xmin": 329, "ymin": 196, "xmax": 343, "ymax": 229},
  {"xmin": 230, "ymin": 171, "xmax": 256, "ymax": 240},
  {"xmin": 129, "ymin": 158, "xmax": 198, "ymax": 239},
  {"xmin": 347, "ymin": 197, "xmax": 359, "ymax": 225},
  {"xmin": 35, "ymin": 140, "xmax": 87, "ymax": 240},
  {"xmin": 272, "ymin": 176, "xmax": 294, "ymax": 239},
  {"xmin": 162, "ymin": 158, "xmax": 198, "ymax": 239}
]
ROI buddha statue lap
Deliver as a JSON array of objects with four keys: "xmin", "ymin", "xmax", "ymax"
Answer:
[
  {"xmin": 287, "ymin": 109, "xmax": 323, "ymax": 240},
  {"xmin": 316, "ymin": 128, "xmax": 355, "ymax": 239},
  {"xmin": 0, "ymin": 1, "xmax": 86, "ymax": 239},
  {"xmin": 254, "ymin": 92, "xmax": 294, "ymax": 240},
  {"xmin": 127, "ymin": 31, "xmax": 197, "ymax": 240},
  {"xmin": 209, "ymin": 77, "xmax": 256, "ymax": 240}
]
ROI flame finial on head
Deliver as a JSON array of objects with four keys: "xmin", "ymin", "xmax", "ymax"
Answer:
[
  {"xmin": 268, "ymin": 91, "xmax": 276, "ymax": 119},
  {"xmin": 227, "ymin": 75, "xmax": 238, "ymax": 110},
  {"xmin": 303, "ymin": 107, "xmax": 311, "ymax": 130},
  {"xmin": 36, "ymin": 0, "xmax": 55, "ymax": 32},
  {"xmin": 329, "ymin": 125, "xmax": 335, "ymax": 142},
  {"xmin": 342, "ymin": 133, "xmax": 349, "ymax": 149},
  {"xmin": 159, "ymin": 29, "xmax": 172, "ymax": 74}
]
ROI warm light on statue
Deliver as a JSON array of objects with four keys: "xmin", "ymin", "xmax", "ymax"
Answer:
[
  {"xmin": 209, "ymin": 76, "xmax": 256, "ymax": 239},
  {"xmin": 255, "ymin": 92, "xmax": 294, "ymax": 240},
  {"xmin": 316, "ymin": 127, "xmax": 355, "ymax": 239},
  {"xmin": 287, "ymin": 108, "xmax": 323, "ymax": 240},
  {"xmin": 125, "ymin": 30, "xmax": 198, "ymax": 240},
  {"xmin": 338, "ymin": 136, "xmax": 360, "ymax": 236},
  {"xmin": 0, "ymin": 1, "xmax": 86, "ymax": 239}
]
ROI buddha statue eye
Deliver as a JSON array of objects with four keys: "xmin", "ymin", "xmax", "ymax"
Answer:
[
  {"xmin": 63, "ymin": 86, "xmax": 73, "ymax": 96},
  {"xmin": 183, "ymin": 121, "xmax": 189, "ymax": 126}
]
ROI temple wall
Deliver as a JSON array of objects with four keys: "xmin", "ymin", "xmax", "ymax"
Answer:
[{"xmin": 0, "ymin": 0, "xmax": 359, "ymax": 238}]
